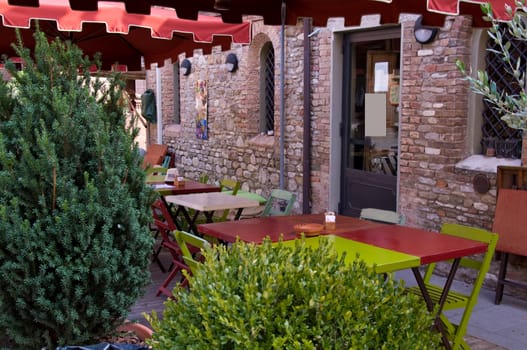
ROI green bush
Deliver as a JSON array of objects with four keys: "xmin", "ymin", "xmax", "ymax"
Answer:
[
  {"xmin": 0, "ymin": 30, "xmax": 155, "ymax": 349},
  {"xmin": 147, "ymin": 238, "xmax": 441, "ymax": 349}
]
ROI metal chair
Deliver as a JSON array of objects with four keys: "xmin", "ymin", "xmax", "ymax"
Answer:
[
  {"xmin": 198, "ymin": 173, "xmax": 209, "ymax": 184},
  {"xmin": 216, "ymin": 178, "xmax": 241, "ymax": 221},
  {"xmin": 161, "ymin": 155, "xmax": 171, "ymax": 168},
  {"xmin": 174, "ymin": 230, "xmax": 211, "ymax": 276},
  {"xmin": 359, "ymin": 208, "xmax": 404, "ymax": 224},
  {"xmin": 151, "ymin": 198, "xmax": 193, "ymax": 298},
  {"xmin": 406, "ymin": 223, "xmax": 499, "ymax": 350},
  {"xmin": 261, "ymin": 189, "xmax": 296, "ymax": 217},
  {"xmin": 145, "ymin": 166, "xmax": 168, "ymax": 183}
]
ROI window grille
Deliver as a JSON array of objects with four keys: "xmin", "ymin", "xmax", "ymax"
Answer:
[
  {"xmin": 260, "ymin": 43, "xmax": 275, "ymax": 134},
  {"xmin": 482, "ymin": 25, "xmax": 522, "ymax": 158}
]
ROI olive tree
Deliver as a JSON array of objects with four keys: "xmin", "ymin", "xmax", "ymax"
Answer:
[{"xmin": 457, "ymin": 0, "xmax": 527, "ymax": 131}]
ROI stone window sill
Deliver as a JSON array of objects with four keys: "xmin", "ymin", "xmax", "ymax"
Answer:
[
  {"xmin": 248, "ymin": 134, "xmax": 274, "ymax": 147},
  {"xmin": 164, "ymin": 123, "xmax": 182, "ymax": 138},
  {"xmin": 455, "ymin": 155, "xmax": 521, "ymax": 174}
]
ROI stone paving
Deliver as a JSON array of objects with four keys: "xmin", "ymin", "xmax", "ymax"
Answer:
[{"xmin": 397, "ymin": 270, "xmax": 527, "ymax": 350}]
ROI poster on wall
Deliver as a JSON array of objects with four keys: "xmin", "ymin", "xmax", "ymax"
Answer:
[{"xmin": 195, "ymin": 80, "xmax": 208, "ymax": 140}]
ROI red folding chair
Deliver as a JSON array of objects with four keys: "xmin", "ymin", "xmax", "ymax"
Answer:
[{"xmin": 151, "ymin": 198, "xmax": 195, "ymax": 298}]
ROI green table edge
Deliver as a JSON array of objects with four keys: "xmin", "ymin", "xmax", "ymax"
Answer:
[{"xmin": 273, "ymin": 235, "xmax": 420, "ymax": 274}]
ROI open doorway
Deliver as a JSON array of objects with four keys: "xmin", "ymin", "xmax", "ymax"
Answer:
[{"xmin": 340, "ymin": 27, "xmax": 401, "ymax": 217}]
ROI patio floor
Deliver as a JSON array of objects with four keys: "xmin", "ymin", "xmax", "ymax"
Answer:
[
  {"xmin": 126, "ymin": 250, "xmax": 174, "ymax": 326},
  {"xmin": 127, "ymin": 250, "xmax": 526, "ymax": 349}
]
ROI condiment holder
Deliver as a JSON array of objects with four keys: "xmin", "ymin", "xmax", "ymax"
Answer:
[
  {"xmin": 174, "ymin": 176, "xmax": 185, "ymax": 187},
  {"xmin": 324, "ymin": 211, "xmax": 336, "ymax": 230}
]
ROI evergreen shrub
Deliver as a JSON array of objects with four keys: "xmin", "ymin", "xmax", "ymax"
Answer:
[
  {"xmin": 147, "ymin": 238, "xmax": 441, "ymax": 349},
  {"xmin": 0, "ymin": 30, "xmax": 155, "ymax": 349}
]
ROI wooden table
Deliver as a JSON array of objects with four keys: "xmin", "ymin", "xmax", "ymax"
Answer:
[
  {"xmin": 165, "ymin": 192, "xmax": 260, "ymax": 233},
  {"xmin": 198, "ymin": 214, "xmax": 488, "ymax": 349},
  {"xmin": 150, "ymin": 179, "xmax": 220, "ymax": 196}
]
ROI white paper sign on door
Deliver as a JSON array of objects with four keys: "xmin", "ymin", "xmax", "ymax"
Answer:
[{"xmin": 365, "ymin": 93, "xmax": 386, "ymax": 137}]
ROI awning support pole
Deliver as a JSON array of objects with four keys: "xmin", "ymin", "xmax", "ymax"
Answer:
[{"xmin": 279, "ymin": 0, "xmax": 286, "ymax": 189}]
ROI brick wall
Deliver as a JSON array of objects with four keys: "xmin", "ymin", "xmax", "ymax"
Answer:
[
  {"xmin": 145, "ymin": 20, "xmax": 334, "ymax": 212},
  {"xmin": 142, "ymin": 15, "xmax": 527, "ymax": 296},
  {"xmin": 146, "ymin": 15, "xmax": 510, "ymax": 227},
  {"xmin": 398, "ymin": 16, "xmax": 499, "ymax": 231}
]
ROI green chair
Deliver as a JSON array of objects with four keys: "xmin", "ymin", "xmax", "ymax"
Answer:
[
  {"xmin": 360, "ymin": 208, "xmax": 405, "ymax": 279},
  {"xmin": 173, "ymin": 230, "xmax": 211, "ymax": 275},
  {"xmin": 145, "ymin": 166, "xmax": 168, "ymax": 176},
  {"xmin": 161, "ymin": 155, "xmax": 171, "ymax": 168},
  {"xmin": 145, "ymin": 166, "xmax": 168, "ymax": 183},
  {"xmin": 216, "ymin": 178, "xmax": 241, "ymax": 221},
  {"xmin": 198, "ymin": 173, "xmax": 209, "ymax": 184},
  {"xmin": 359, "ymin": 208, "xmax": 404, "ymax": 224},
  {"xmin": 219, "ymin": 178, "xmax": 241, "ymax": 194},
  {"xmin": 406, "ymin": 223, "xmax": 499, "ymax": 350},
  {"xmin": 261, "ymin": 189, "xmax": 296, "ymax": 217}
]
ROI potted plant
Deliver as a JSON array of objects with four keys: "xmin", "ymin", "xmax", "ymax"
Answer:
[{"xmin": 146, "ymin": 238, "xmax": 441, "ymax": 349}]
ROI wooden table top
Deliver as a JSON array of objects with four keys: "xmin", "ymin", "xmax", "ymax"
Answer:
[
  {"xmin": 165, "ymin": 192, "xmax": 261, "ymax": 212},
  {"xmin": 150, "ymin": 180, "xmax": 220, "ymax": 195}
]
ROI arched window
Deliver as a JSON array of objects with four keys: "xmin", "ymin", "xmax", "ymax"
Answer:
[{"xmin": 260, "ymin": 42, "xmax": 275, "ymax": 134}]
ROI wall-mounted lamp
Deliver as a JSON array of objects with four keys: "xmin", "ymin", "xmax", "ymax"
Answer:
[
  {"xmin": 414, "ymin": 16, "xmax": 438, "ymax": 44},
  {"xmin": 225, "ymin": 53, "xmax": 238, "ymax": 73},
  {"xmin": 214, "ymin": 0, "xmax": 231, "ymax": 11},
  {"xmin": 180, "ymin": 58, "xmax": 192, "ymax": 76}
]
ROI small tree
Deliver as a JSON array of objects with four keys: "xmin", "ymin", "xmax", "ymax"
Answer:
[
  {"xmin": 457, "ymin": 0, "xmax": 527, "ymax": 130},
  {"xmin": 0, "ymin": 30, "xmax": 155, "ymax": 349}
]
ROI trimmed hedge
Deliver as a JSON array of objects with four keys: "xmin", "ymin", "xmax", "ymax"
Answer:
[{"xmin": 147, "ymin": 238, "xmax": 441, "ymax": 349}]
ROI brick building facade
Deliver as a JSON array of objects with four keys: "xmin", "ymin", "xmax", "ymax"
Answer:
[{"xmin": 142, "ymin": 15, "xmax": 526, "ymax": 293}]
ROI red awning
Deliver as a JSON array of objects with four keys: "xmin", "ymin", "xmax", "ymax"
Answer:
[
  {"xmin": 236, "ymin": 0, "xmax": 515, "ymax": 27},
  {"xmin": 6, "ymin": 0, "xmax": 516, "ymax": 27},
  {"xmin": 0, "ymin": 0, "xmax": 251, "ymax": 70}
]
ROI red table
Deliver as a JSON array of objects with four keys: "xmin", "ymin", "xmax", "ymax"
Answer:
[
  {"xmin": 198, "ymin": 214, "xmax": 488, "ymax": 349},
  {"xmin": 198, "ymin": 214, "xmax": 487, "ymax": 265},
  {"xmin": 338, "ymin": 225, "xmax": 488, "ymax": 264},
  {"xmin": 150, "ymin": 180, "xmax": 220, "ymax": 195},
  {"xmin": 198, "ymin": 213, "xmax": 385, "ymax": 243}
]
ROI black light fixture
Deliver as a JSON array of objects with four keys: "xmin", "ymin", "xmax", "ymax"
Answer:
[
  {"xmin": 414, "ymin": 16, "xmax": 438, "ymax": 44},
  {"xmin": 225, "ymin": 53, "xmax": 238, "ymax": 72},
  {"xmin": 214, "ymin": 0, "xmax": 231, "ymax": 11},
  {"xmin": 180, "ymin": 58, "xmax": 191, "ymax": 76}
]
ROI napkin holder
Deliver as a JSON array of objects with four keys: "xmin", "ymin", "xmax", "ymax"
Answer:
[{"xmin": 164, "ymin": 168, "xmax": 178, "ymax": 184}]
